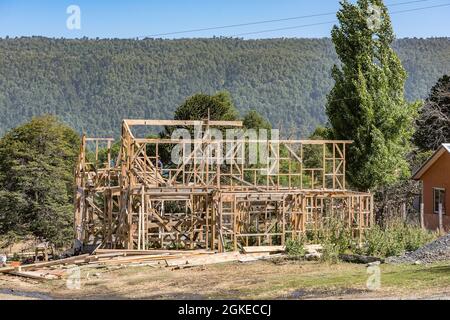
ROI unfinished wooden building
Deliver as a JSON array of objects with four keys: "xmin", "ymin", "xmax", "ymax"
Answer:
[{"xmin": 74, "ymin": 119, "xmax": 373, "ymax": 252}]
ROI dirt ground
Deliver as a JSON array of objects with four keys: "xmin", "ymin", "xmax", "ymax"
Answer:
[{"xmin": 0, "ymin": 259, "xmax": 449, "ymax": 300}]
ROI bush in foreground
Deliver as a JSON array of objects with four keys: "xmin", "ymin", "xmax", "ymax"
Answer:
[{"xmin": 357, "ymin": 219, "xmax": 437, "ymax": 258}]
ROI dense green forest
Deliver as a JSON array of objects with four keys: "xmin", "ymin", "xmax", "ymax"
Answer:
[{"xmin": 0, "ymin": 37, "xmax": 449, "ymax": 138}]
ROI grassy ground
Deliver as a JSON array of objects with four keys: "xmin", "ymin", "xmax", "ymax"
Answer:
[{"xmin": 0, "ymin": 259, "xmax": 449, "ymax": 300}]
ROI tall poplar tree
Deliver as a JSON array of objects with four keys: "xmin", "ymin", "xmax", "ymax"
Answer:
[{"xmin": 326, "ymin": 0, "xmax": 419, "ymax": 191}]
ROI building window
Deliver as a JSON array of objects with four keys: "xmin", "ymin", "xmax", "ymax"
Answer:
[{"xmin": 433, "ymin": 188, "xmax": 445, "ymax": 214}]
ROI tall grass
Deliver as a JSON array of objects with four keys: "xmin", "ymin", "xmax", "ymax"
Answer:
[
  {"xmin": 356, "ymin": 218, "xmax": 437, "ymax": 258},
  {"xmin": 306, "ymin": 216, "xmax": 437, "ymax": 263}
]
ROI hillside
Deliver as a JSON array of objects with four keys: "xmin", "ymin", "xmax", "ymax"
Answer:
[{"xmin": 0, "ymin": 37, "xmax": 449, "ymax": 137}]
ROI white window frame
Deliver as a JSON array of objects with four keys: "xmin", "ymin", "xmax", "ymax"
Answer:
[{"xmin": 433, "ymin": 188, "xmax": 445, "ymax": 214}]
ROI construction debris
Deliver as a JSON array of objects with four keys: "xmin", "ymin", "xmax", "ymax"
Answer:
[
  {"xmin": 0, "ymin": 242, "xmax": 330, "ymax": 281},
  {"xmin": 0, "ymin": 247, "xmax": 288, "ymax": 280}
]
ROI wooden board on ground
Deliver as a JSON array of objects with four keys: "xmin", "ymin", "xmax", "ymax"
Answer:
[
  {"xmin": 305, "ymin": 245, "xmax": 323, "ymax": 252},
  {"xmin": 8, "ymin": 270, "xmax": 61, "ymax": 280},
  {"xmin": 0, "ymin": 266, "xmax": 16, "ymax": 273},
  {"xmin": 166, "ymin": 252, "xmax": 242, "ymax": 268},
  {"xmin": 92, "ymin": 254, "xmax": 182, "ymax": 265},
  {"xmin": 237, "ymin": 253, "xmax": 279, "ymax": 263},
  {"xmin": 242, "ymin": 246, "xmax": 286, "ymax": 254},
  {"xmin": 0, "ymin": 254, "xmax": 90, "ymax": 274},
  {"xmin": 242, "ymin": 244, "xmax": 322, "ymax": 255},
  {"xmin": 94, "ymin": 249, "xmax": 212, "ymax": 256}
]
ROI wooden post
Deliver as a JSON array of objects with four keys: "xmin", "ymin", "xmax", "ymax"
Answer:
[
  {"xmin": 218, "ymin": 198, "xmax": 223, "ymax": 252},
  {"xmin": 281, "ymin": 199, "xmax": 286, "ymax": 246},
  {"xmin": 233, "ymin": 195, "xmax": 237, "ymax": 251},
  {"xmin": 205, "ymin": 195, "xmax": 209, "ymax": 250},
  {"xmin": 420, "ymin": 202, "xmax": 425, "ymax": 230},
  {"xmin": 138, "ymin": 204, "xmax": 142, "ymax": 251},
  {"xmin": 190, "ymin": 196, "xmax": 194, "ymax": 250},
  {"xmin": 139, "ymin": 186, "xmax": 145, "ymax": 250},
  {"xmin": 211, "ymin": 198, "xmax": 216, "ymax": 251},
  {"xmin": 107, "ymin": 140, "xmax": 111, "ymax": 169}
]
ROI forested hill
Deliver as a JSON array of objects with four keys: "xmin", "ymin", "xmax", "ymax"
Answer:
[{"xmin": 1, "ymin": 37, "xmax": 449, "ymax": 137}]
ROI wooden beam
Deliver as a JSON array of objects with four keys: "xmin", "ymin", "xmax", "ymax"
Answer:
[
  {"xmin": 0, "ymin": 254, "xmax": 90, "ymax": 273},
  {"xmin": 243, "ymin": 246, "xmax": 285, "ymax": 254},
  {"xmin": 124, "ymin": 119, "xmax": 243, "ymax": 127},
  {"xmin": 85, "ymin": 138, "xmax": 115, "ymax": 142}
]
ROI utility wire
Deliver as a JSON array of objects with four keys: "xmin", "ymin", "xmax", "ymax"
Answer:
[
  {"xmin": 139, "ymin": 0, "xmax": 434, "ymax": 38},
  {"xmin": 232, "ymin": 2, "xmax": 450, "ymax": 36},
  {"xmin": 232, "ymin": 20, "xmax": 339, "ymax": 37}
]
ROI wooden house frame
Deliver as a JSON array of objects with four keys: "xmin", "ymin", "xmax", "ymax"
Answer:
[{"xmin": 74, "ymin": 119, "xmax": 373, "ymax": 251}]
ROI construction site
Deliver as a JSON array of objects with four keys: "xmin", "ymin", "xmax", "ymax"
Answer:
[
  {"xmin": 74, "ymin": 119, "xmax": 374, "ymax": 252},
  {"xmin": 1, "ymin": 119, "xmax": 448, "ymax": 299}
]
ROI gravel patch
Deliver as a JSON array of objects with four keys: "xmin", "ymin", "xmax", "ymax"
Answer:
[{"xmin": 386, "ymin": 233, "xmax": 450, "ymax": 264}]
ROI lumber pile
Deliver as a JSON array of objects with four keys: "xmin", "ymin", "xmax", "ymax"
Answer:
[
  {"xmin": 0, "ymin": 245, "xmax": 323, "ymax": 279},
  {"xmin": 0, "ymin": 248, "xmax": 284, "ymax": 279}
]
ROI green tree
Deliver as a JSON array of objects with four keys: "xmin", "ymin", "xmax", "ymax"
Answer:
[
  {"xmin": 309, "ymin": 126, "xmax": 332, "ymax": 140},
  {"xmin": 174, "ymin": 91, "xmax": 239, "ymax": 122},
  {"xmin": 326, "ymin": 0, "xmax": 419, "ymax": 191},
  {"xmin": 414, "ymin": 74, "xmax": 450, "ymax": 152},
  {"xmin": 165, "ymin": 91, "xmax": 239, "ymax": 137},
  {"xmin": 0, "ymin": 116, "xmax": 79, "ymax": 246},
  {"xmin": 243, "ymin": 110, "xmax": 272, "ymax": 130}
]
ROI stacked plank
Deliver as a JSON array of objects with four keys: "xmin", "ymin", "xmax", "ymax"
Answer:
[
  {"xmin": 0, "ymin": 250, "xmax": 219, "ymax": 279},
  {"xmin": 0, "ymin": 245, "xmax": 322, "ymax": 279},
  {"xmin": 86, "ymin": 249, "xmax": 215, "ymax": 267},
  {"xmin": 0, "ymin": 254, "xmax": 91, "ymax": 280}
]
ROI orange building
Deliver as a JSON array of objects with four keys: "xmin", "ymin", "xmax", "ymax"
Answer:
[{"xmin": 413, "ymin": 144, "xmax": 450, "ymax": 232}]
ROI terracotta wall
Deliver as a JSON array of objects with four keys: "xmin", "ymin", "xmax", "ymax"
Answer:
[{"xmin": 421, "ymin": 152, "xmax": 450, "ymax": 232}]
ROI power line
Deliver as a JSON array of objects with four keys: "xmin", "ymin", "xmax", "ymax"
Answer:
[
  {"xmin": 231, "ymin": 2, "xmax": 450, "ymax": 37},
  {"xmin": 139, "ymin": 0, "xmax": 434, "ymax": 38},
  {"xmin": 391, "ymin": 1, "xmax": 450, "ymax": 13},
  {"xmin": 142, "ymin": 13, "xmax": 336, "ymax": 38},
  {"xmin": 232, "ymin": 20, "xmax": 339, "ymax": 37}
]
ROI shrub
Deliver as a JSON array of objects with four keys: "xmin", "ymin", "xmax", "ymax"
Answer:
[
  {"xmin": 358, "ymin": 218, "xmax": 437, "ymax": 258},
  {"xmin": 316, "ymin": 216, "xmax": 354, "ymax": 256},
  {"xmin": 308, "ymin": 216, "xmax": 354, "ymax": 263},
  {"xmin": 320, "ymin": 241, "xmax": 340, "ymax": 264},
  {"xmin": 285, "ymin": 236, "xmax": 306, "ymax": 258}
]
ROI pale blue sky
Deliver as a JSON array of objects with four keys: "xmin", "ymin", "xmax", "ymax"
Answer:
[{"xmin": 0, "ymin": 0, "xmax": 449, "ymax": 39}]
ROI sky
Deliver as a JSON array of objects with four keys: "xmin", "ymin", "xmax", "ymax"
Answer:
[{"xmin": 0, "ymin": 0, "xmax": 449, "ymax": 39}]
